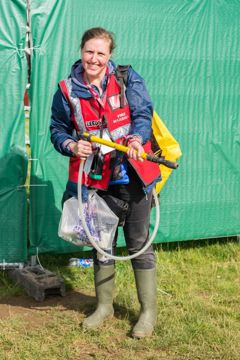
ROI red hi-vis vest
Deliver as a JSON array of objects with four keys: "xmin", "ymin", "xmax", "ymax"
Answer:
[
  {"xmin": 59, "ymin": 73, "xmax": 161, "ymax": 190},
  {"xmin": 59, "ymin": 74, "xmax": 131, "ymax": 190}
]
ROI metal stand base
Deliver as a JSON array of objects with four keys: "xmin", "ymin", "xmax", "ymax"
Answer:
[{"xmin": 8, "ymin": 265, "xmax": 66, "ymax": 301}]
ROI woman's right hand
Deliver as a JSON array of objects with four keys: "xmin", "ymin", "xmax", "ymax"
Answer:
[{"xmin": 69, "ymin": 140, "xmax": 93, "ymax": 159}]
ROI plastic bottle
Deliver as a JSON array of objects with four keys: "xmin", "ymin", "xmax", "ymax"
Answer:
[{"xmin": 68, "ymin": 258, "xmax": 93, "ymax": 268}]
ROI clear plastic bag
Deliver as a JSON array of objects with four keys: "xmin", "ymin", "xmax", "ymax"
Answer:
[{"xmin": 58, "ymin": 191, "xmax": 118, "ymax": 250}]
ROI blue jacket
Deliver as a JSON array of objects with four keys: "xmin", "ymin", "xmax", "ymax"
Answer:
[{"xmin": 50, "ymin": 60, "xmax": 153, "ymax": 156}]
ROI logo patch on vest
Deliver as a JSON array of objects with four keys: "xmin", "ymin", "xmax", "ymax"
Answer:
[{"xmin": 85, "ymin": 120, "xmax": 101, "ymax": 128}]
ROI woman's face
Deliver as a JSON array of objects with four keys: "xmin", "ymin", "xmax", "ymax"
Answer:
[{"xmin": 81, "ymin": 38, "xmax": 112, "ymax": 82}]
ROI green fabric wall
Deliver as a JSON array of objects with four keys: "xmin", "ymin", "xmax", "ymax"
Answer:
[
  {"xmin": 0, "ymin": 0, "xmax": 239, "ymax": 260},
  {"xmin": 0, "ymin": 0, "xmax": 28, "ymax": 262}
]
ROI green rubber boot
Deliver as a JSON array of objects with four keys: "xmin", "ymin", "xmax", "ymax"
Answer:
[
  {"xmin": 132, "ymin": 268, "xmax": 157, "ymax": 338},
  {"xmin": 82, "ymin": 264, "xmax": 115, "ymax": 329}
]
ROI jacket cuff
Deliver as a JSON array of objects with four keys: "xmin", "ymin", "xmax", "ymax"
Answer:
[
  {"xmin": 126, "ymin": 134, "xmax": 143, "ymax": 145},
  {"xmin": 63, "ymin": 139, "xmax": 76, "ymax": 156}
]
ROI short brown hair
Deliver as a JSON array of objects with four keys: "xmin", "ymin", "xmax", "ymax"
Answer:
[{"xmin": 80, "ymin": 27, "xmax": 116, "ymax": 53}]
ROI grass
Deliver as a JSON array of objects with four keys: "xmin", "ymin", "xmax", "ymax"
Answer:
[{"xmin": 0, "ymin": 238, "xmax": 240, "ymax": 359}]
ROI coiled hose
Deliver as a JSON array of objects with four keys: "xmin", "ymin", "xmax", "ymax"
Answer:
[{"xmin": 78, "ymin": 159, "xmax": 160, "ymax": 261}]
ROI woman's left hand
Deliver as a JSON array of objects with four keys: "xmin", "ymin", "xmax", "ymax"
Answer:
[{"xmin": 127, "ymin": 140, "xmax": 144, "ymax": 162}]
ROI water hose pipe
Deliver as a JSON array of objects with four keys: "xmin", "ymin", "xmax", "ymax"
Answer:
[{"xmin": 77, "ymin": 159, "xmax": 160, "ymax": 261}]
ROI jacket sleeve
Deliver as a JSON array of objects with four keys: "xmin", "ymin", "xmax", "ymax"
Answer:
[
  {"xmin": 125, "ymin": 66, "xmax": 153, "ymax": 144},
  {"xmin": 50, "ymin": 87, "xmax": 76, "ymax": 156}
]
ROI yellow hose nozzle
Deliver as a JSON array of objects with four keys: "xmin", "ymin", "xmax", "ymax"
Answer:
[{"xmin": 81, "ymin": 132, "xmax": 178, "ymax": 169}]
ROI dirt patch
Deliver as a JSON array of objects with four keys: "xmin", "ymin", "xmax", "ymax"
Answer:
[{"xmin": 0, "ymin": 290, "xmax": 95, "ymax": 329}]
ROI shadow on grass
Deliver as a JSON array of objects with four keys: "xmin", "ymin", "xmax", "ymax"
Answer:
[
  {"xmin": 0, "ymin": 288, "xmax": 93, "ymax": 312},
  {"xmin": 0, "ymin": 250, "xmax": 136, "ymax": 323},
  {"xmin": 2, "ymin": 236, "xmax": 238, "ymax": 328}
]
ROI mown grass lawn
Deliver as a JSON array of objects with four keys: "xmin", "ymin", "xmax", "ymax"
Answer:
[{"xmin": 0, "ymin": 238, "xmax": 239, "ymax": 360}]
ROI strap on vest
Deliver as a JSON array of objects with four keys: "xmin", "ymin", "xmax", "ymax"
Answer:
[
  {"xmin": 116, "ymin": 65, "xmax": 130, "ymax": 108},
  {"xmin": 59, "ymin": 80, "xmax": 70, "ymax": 103}
]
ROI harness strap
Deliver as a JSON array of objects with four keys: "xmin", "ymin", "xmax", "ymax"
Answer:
[{"xmin": 116, "ymin": 65, "xmax": 130, "ymax": 108}]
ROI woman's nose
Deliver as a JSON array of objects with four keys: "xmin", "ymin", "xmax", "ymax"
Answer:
[{"xmin": 91, "ymin": 52, "xmax": 98, "ymax": 62}]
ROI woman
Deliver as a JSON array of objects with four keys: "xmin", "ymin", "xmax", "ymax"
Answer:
[{"xmin": 50, "ymin": 27, "xmax": 161, "ymax": 338}]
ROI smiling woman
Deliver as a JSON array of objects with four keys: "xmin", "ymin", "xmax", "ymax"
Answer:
[
  {"xmin": 81, "ymin": 38, "xmax": 111, "ymax": 90},
  {"xmin": 50, "ymin": 27, "xmax": 161, "ymax": 338},
  {"xmin": 80, "ymin": 28, "xmax": 115, "ymax": 89}
]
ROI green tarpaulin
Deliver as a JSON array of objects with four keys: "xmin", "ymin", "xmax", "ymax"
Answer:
[
  {"xmin": 0, "ymin": 0, "xmax": 239, "ymax": 261},
  {"xmin": 0, "ymin": 0, "xmax": 28, "ymax": 262}
]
